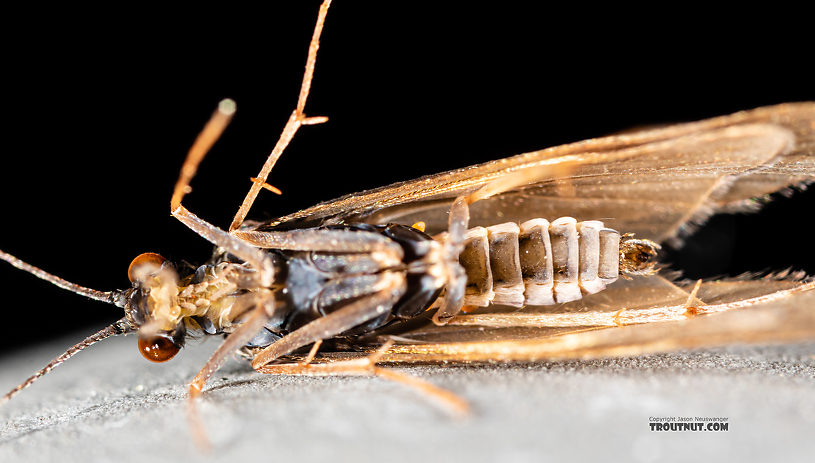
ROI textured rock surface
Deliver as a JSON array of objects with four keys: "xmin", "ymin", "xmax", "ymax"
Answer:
[{"xmin": 1, "ymin": 329, "xmax": 814, "ymax": 463}]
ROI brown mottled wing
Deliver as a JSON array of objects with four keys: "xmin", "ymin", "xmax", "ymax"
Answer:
[{"xmin": 261, "ymin": 103, "xmax": 815, "ymax": 246}]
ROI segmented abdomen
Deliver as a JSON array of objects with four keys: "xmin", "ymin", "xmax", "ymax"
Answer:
[{"xmin": 459, "ymin": 217, "xmax": 620, "ymax": 307}]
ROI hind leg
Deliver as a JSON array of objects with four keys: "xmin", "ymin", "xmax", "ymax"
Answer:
[
  {"xmin": 250, "ymin": 271, "xmax": 405, "ymax": 368},
  {"xmin": 256, "ymin": 340, "xmax": 470, "ymax": 416}
]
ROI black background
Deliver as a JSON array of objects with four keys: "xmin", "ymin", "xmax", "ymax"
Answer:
[{"xmin": 1, "ymin": 3, "xmax": 812, "ymax": 354}]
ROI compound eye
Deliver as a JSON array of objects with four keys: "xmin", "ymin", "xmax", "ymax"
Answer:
[
  {"xmin": 128, "ymin": 252, "xmax": 167, "ymax": 283},
  {"xmin": 138, "ymin": 332, "xmax": 180, "ymax": 362}
]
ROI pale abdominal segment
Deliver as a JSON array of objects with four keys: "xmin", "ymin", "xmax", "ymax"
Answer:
[{"xmin": 459, "ymin": 217, "xmax": 651, "ymax": 308}]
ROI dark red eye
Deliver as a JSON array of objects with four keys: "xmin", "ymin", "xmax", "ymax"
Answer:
[
  {"xmin": 138, "ymin": 333, "xmax": 180, "ymax": 362},
  {"xmin": 128, "ymin": 252, "xmax": 167, "ymax": 283}
]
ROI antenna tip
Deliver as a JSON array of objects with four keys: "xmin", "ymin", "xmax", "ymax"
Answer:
[{"xmin": 218, "ymin": 99, "xmax": 237, "ymax": 116}]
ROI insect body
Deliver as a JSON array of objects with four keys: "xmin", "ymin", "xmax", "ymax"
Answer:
[
  {"xmin": 134, "ymin": 223, "xmax": 444, "ymax": 358},
  {"xmin": 126, "ymin": 217, "xmax": 656, "ymax": 362},
  {"xmin": 1, "ymin": 0, "xmax": 814, "ymax": 413}
]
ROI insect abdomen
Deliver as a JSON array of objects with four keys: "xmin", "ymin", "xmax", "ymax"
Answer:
[{"xmin": 460, "ymin": 217, "xmax": 620, "ymax": 307}]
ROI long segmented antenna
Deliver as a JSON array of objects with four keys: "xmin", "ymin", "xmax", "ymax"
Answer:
[
  {"xmin": 1, "ymin": 318, "xmax": 132, "ymax": 405},
  {"xmin": 0, "ymin": 249, "xmax": 125, "ymax": 307}
]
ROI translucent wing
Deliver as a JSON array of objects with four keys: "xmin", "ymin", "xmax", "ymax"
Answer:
[
  {"xmin": 287, "ymin": 277, "xmax": 814, "ymax": 364},
  {"xmin": 374, "ymin": 283, "xmax": 815, "ymax": 363},
  {"xmin": 262, "ymin": 103, "xmax": 815, "ymax": 360},
  {"xmin": 261, "ymin": 103, "xmax": 814, "ymax": 246}
]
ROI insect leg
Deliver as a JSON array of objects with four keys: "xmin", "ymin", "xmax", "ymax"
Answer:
[
  {"xmin": 232, "ymin": 228, "xmax": 403, "ymax": 256},
  {"xmin": 432, "ymin": 197, "xmax": 469, "ymax": 324},
  {"xmin": 257, "ymin": 340, "xmax": 470, "ymax": 416},
  {"xmin": 168, "ymin": 96, "xmax": 276, "ymax": 285},
  {"xmin": 300, "ymin": 340, "xmax": 323, "ymax": 366},
  {"xmin": 171, "ymin": 2, "xmax": 335, "ymax": 283},
  {"xmin": 173, "ymin": 205, "xmax": 276, "ymax": 286},
  {"xmin": 447, "ymin": 275, "xmax": 712, "ymax": 328},
  {"xmin": 229, "ymin": 0, "xmax": 332, "ymax": 232},
  {"xmin": 250, "ymin": 272, "xmax": 406, "ymax": 369},
  {"xmin": 186, "ymin": 294, "xmax": 279, "ymax": 449},
  {"xmin": 682, "ymin": 278, "xmax": 705, "ymax": 316},
  {"xmin": 188, "ymin": 294, "xmax": 278, "ymax": 397}
]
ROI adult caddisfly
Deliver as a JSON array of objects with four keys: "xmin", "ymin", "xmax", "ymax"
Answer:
[{"xmin": 1, "ymin": 0, "xmax": 814, "ymax": 425}]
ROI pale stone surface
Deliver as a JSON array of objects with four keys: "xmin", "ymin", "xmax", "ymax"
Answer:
[{"xmin": 1, "ymin": 329, "xmax": 814, "ymax": 463}]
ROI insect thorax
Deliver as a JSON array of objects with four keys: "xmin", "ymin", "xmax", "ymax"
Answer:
[
  {"xmin": 176, "ymin": 261, "xmax": 259, "ymax": 334},
  {"xmin": 273, "ymin": 224, "xmax": 444, "ymax": 335},
  {"xmin": 182, "ymin": 224, "xmax": 446, "ymax": 350}
]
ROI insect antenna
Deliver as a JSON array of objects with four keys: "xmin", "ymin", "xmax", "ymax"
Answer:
[
  {"xmin": 0, "ymin": 249, "xmax": 126, "ymax": 307},
  {"xmin": 0, "ymin": 250, "xmax": 134, "ymax": 404},
  {"xmin": 1, "ymin": 318, "xmax": 132, "ymax": 405}
]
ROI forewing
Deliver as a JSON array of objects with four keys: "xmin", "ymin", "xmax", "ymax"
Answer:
[
  {"xmin": 365, "ymin": 273, "xmax": 811, "ymax": 341},
  {"xmin": 290, "ymin": 275, "xmax": 815, "ymax": 364},
  {"xmin": 262, "ymin": 103, "xmax": 814, "ymax": 245},
  {"xmin": 375, "ymin": 286, "xmax": 815, "ymax": 363},
  {"xmin": 262, "ymin": 103, "xmax": 815, "ymax": 362}
]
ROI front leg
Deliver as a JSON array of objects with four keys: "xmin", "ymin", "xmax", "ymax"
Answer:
[
  {"xmin": 232, "ymin": 227, "xmax": 404, "ymax": 256},
  {"xmin": 188, "ymin": 293, "xmax": 278, "ymax": 397},
  {"xmin": 189, "ymin": 270, "xmax": 404, "ymax": 397},
  {"xmin": 166, "ymin": 98, "xmax": 277, "ymax": 287}
]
